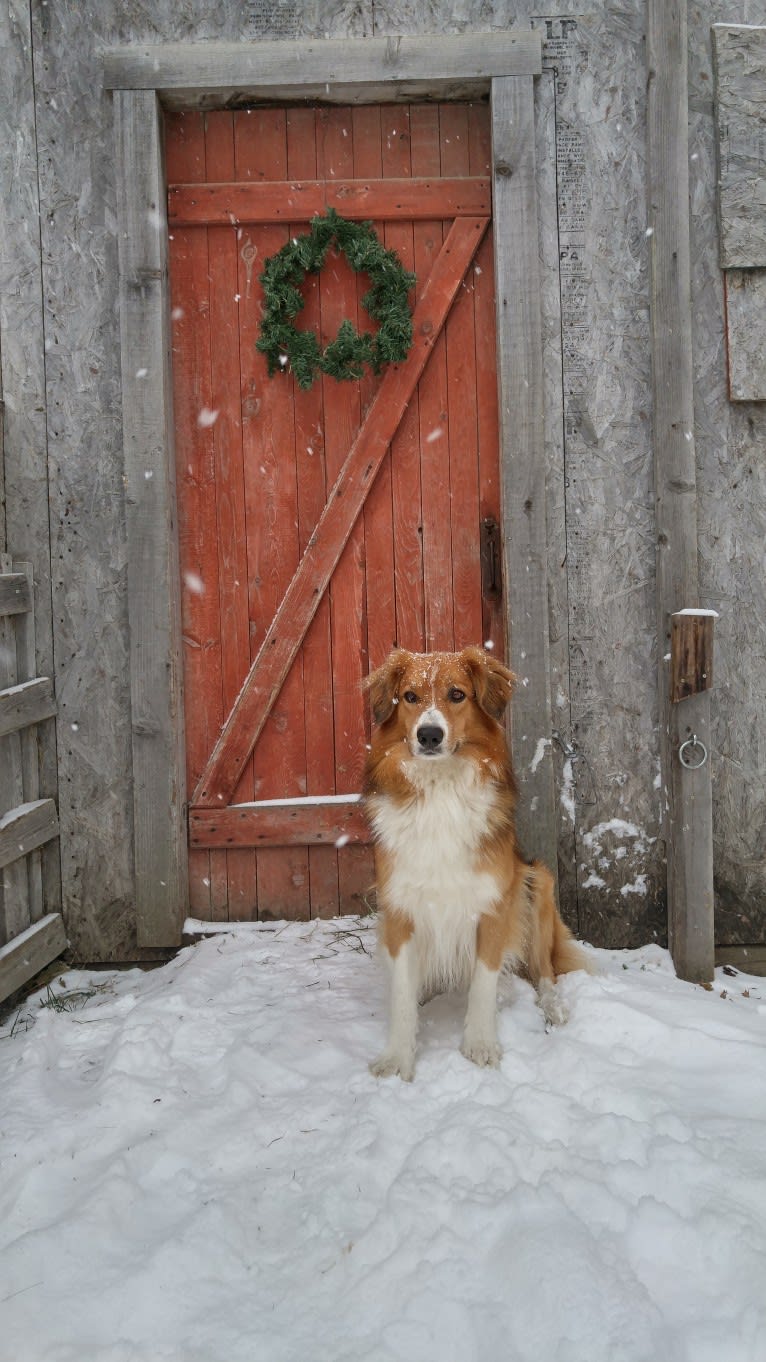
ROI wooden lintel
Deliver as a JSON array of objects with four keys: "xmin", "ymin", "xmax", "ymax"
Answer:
[
  {"xmin": 670, "ymin": 612, "xmax": 716, "ymax": 703},
  {"xmin": 168, "ymin": 177, "xmax": 491, "ymax": 226},
  {"xmin": 103, "ymin": 33, "xmax": 543, "ymax": 110},
  {"xmin": 190, "ymin": 801, "xmax": 370, "ymax": 849}
]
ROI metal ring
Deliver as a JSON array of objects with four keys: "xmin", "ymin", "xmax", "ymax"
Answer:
[{"xmin": 678, "ymin": 734, "xmax": 708, "ymax": 770}]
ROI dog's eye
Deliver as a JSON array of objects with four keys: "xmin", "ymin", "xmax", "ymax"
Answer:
[
  {"xmin": 448, "ymin": 687, "xmax": 466, "ymax": 703},
  {"xmin": 402, "ymin": 690, "xmax": 419, "ymax": 704}
]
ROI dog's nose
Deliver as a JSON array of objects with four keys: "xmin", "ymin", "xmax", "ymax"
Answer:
[{"xmin": 417, "ymin": 724, "xmax": 444, "ymax": 752}]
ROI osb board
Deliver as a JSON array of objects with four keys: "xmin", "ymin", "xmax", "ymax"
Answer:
[
  {"xmin": 712, "ymin": 23, "xmax": 766, "ymax": 269},
  {"xmin": 724, "ymin": 269, "xmax": 766, "ymax": 401},
  {"xmin": 690, "ymin": 0, "xmax": 766, "ymax": 944},
  {"xmin": 1, "ymin": 0, "xmax": 765, "ymax": 955}
]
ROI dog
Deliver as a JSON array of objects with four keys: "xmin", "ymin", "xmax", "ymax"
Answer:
[{"xmin": 362, "ymin": 646, "xmax": 588, "ymax": 1080}]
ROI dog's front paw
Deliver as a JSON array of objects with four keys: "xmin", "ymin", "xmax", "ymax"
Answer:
[
  {"xmin": 461, "ymin": 1036, "xmax": 502, "ymax": 1068},
  {"xmin": 370, "ymin": 1050, "xmax": 415, "ymax": 1082}
]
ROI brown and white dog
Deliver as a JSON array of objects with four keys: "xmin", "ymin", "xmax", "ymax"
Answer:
[{"xmin": 363, "ymin": 646, "xmax": 588, "ymax": 1080}]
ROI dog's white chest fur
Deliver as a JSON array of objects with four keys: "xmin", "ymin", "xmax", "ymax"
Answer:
[{"xmin": 368, "ymin": 759, "xmax": 501, "ymax": 990}]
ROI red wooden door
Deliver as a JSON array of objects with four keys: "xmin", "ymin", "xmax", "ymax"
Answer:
[{"xmin": 166, "ymin": 103, "xmax": 503, "ymax": 921}]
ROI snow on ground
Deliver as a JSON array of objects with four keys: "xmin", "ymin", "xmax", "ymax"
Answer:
[{"xmin": 1, "ymin": 917, "xmax": 765, "ymax": 1362}]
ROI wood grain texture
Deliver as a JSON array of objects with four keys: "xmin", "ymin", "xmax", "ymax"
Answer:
[
  {"xmin": 712, "ymin": 24, "xmax": 766, "ymax": 269},
  {"xmin": 0, "ymin": 799, "xmax": 59, "ymax": 871},
  {"xmin": 114, "ymin": 90, "xmax": 188, "ymax": 948},
  {"xmin": 193, "ymin": 215, "xmax": 489, "ymax": 809},
  {"xmin": 168, "ymin": 177, "xmax": 491, "ymax": 225},
  {"xmin": 670, "ymin": 612, "xmax": 715, "ymax": 703},
  {"xmin": 5, "ymin": 0, "xmax": 764, "ymax": 960},
  {"xmin": 723, "ymin": 269, "xmax": 766, "ymax": 401},
  {"xmin": 0, "ymin": 912, "xmax": 67, "ymax": 1007},
  {"xmin": 190, "ymin": 800, "xmax": 369, "ymax": 849},
  {"xmin": 0, "ymin": 0, "xmax": 60, "ymax": 929},
  {"xmin": 103, "ymin": 32, "xmax": 543, "ymax": 108},
  {"xmin": 0, "ymin": 677, "xmax": 56, "ymax": 740},
  {"xmin": 491, "ymin": 74, "xmax": 558, "ymax": 887},
  {"xmin": 648, "ymin": 0, "xmax": 713, "ymax": 982}
]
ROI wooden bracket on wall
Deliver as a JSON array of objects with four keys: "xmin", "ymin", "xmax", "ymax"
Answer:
[{"xmin": 670, "ymin": 610, "xmax": 717, "ymax": 703}]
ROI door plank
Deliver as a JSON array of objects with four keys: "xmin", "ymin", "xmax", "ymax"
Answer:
[
  {"xmin": 382, "ymin": 105, "xmax": 425, "ymax": 656},
  {"xmin": 236, "ymin": 107, "xmax": 310, "ymax": 922},
  {"xmin": 166, "ymin": 112, "xmax": 220, "ymax": 919},
  {"xmin": 190, "ymin": 799, "xmax": 369, "ymax": 849},
  {"xmin": 192, "ymin": 214, "xmax": 490, "ymax": 810},
  {"xmin": 318, "ymin": 106, "xmax": 371, "ymax": 914},
  {"xmin": 168, "ymin": 176, "xmax": 491, "ymax": 225},
  {"xmin": 287, "ymin": 106, "xmax": 342, "ymax": 919},
  {"xmin": 442, "ymin": 104, "xmax": 483, "ymax": 649},
  {"xmin": 411, "ymin": 105, "xmax": 454, "ymax": 651},
  {"xmin": 206, "ymin": 110, "xmax": 258, "ymax": 920},
  {"xmin": 469, "ymin": 105, "xmax": 504, "ymax": 653}
]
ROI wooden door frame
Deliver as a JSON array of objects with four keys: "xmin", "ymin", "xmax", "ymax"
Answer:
[{"xmin": 105, "ymin": 31, "xmax": 554, "ymax": 948}]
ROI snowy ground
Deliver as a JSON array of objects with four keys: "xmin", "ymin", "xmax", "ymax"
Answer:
[{"xmin": 1, "ymin": 917, "xmax": 765, "ymax": 1362}]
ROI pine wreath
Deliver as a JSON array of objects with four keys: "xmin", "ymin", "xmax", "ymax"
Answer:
[{"xmin": 256, "ymin": 208, "xmax": 416, "ymax": 390}]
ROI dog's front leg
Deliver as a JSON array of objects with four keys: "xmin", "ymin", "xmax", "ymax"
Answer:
[
  {"xmin": 461, "ymin": 958, "xmax": 502, "ymax": 1068},
  {"xmin": 370, "ymin": 935, "xmax": 419, "ymax": 1081}
]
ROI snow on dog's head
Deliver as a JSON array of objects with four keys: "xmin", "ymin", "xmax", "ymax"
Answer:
[{"xmin": 364, "ymin": 646, "xmax": 515, "ymax": 760}]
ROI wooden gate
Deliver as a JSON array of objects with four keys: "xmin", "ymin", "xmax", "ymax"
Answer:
[
  {"xmin": 167, "ymin": 103, "xmax": 503, "ymax": 921},
  {"xmin": 0, "ymin": 558, "xmax": 64, "ymax": 1002}
]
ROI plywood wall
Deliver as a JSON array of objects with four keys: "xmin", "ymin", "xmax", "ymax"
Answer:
[{"xmin": 1, "ymin": 0, "xmax": 765, "ymax": 958}]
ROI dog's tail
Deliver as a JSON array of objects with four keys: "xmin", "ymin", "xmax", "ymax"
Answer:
[{"xmin": 527, "ymin": 860, "xmax": 595, "ymax": 978}]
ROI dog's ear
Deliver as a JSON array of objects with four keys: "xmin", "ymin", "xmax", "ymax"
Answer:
[
  {"xmin": 460, "ymin": 646, "xmax": 516, "ymax": 720},
  {"xmin": 364, "ymin": 650, "xmax": 410, "ymax": 725}
]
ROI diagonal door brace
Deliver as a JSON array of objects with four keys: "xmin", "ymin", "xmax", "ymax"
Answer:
[{"xmin": 192, "ymin": 216, "xmax": 490, "ymax": 808}]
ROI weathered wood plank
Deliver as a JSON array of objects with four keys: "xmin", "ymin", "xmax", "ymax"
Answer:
[
  {"xmin": 0, "ymin": 573, "xmax": 31, "ymax": 616},
  {"xmin": 168, "ymin": 177, "xmax": 491, "ymax": 225},
  {"xmin": 114, "ymin": 90, "xmax": 188, "ymax": 948},
  {"xmin": 491, "ymin": 75, "xmax": 558, "ymax": 886},
  {"xmin": 0, "ymin": 555, "xmax": 28, "ymax": 943},
  {"xmin": 190, "ymin": 799, "xmax": 369, "ymax": 849},
  {"xmin": 724, "ymin": 269, "xmax": 766, "ymax": 401},
  {"xmin": 104, "ymin": 33, "xmax": 543, "ymax": 109},
  {"xmin": 0, "ymin": 4, "xmax": 59, "ymax": 931},
  {"xmin": 0, "ymin": 912, "xmax": 67, "ymax": 1005},
  {"xmin": 647, "ymin": 0, "xmax": 714, "ymax": 983},
  {"xmin": 712, "ymin": 24, "xmax": 766, "ymax": 269},
  {"xmin": 670, "ymin": 610, "xmax": 716, "ymax": 703},
  {"xmin": 193, "ymin": 216, "xmax": 489, "ymax": 809},
  {"xmin": 13, "ymin": 564, "xmax": 47, "ymax": 922},
  {"xmin": 0, "ymin": 676, "xmax": 56, "ymax": 739},
  {"xmin": 715, "ymin": 945, "xmax": 766, "ymax": 977},
  {"xmin": 0, "ymin": 799, "xmax": 59, "ymax": 870}
]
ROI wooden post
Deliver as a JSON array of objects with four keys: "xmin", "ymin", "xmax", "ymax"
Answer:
[
  {"xmin": 492, "ymin": 74, "xmax": 558, "ymax": 890},
  {"xmin": 647, "ymin": 0, "xmax": 714, "ymax": 982},
  {"xmin": 114, "ymin": 90, "xmax": 188, "ymax": 948}
]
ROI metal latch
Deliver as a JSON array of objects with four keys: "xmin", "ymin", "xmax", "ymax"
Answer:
[{"xmin": 480, "ymin": 517, "xmax": 502, "ymax": 599}]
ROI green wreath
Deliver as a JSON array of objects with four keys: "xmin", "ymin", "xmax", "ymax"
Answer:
[{"xmin": 256, "ymin": 208, "xmax": 416, "ymax": 391}]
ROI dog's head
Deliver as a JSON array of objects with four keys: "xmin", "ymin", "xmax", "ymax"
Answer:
[{"xmin": 365, "ymin": 646, "xmax": 515, "ymax": 759}]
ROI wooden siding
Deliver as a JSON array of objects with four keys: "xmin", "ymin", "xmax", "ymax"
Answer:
[{"xmin": 0, "ymin": 1, "xmax": 764, "ymax": 957}]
